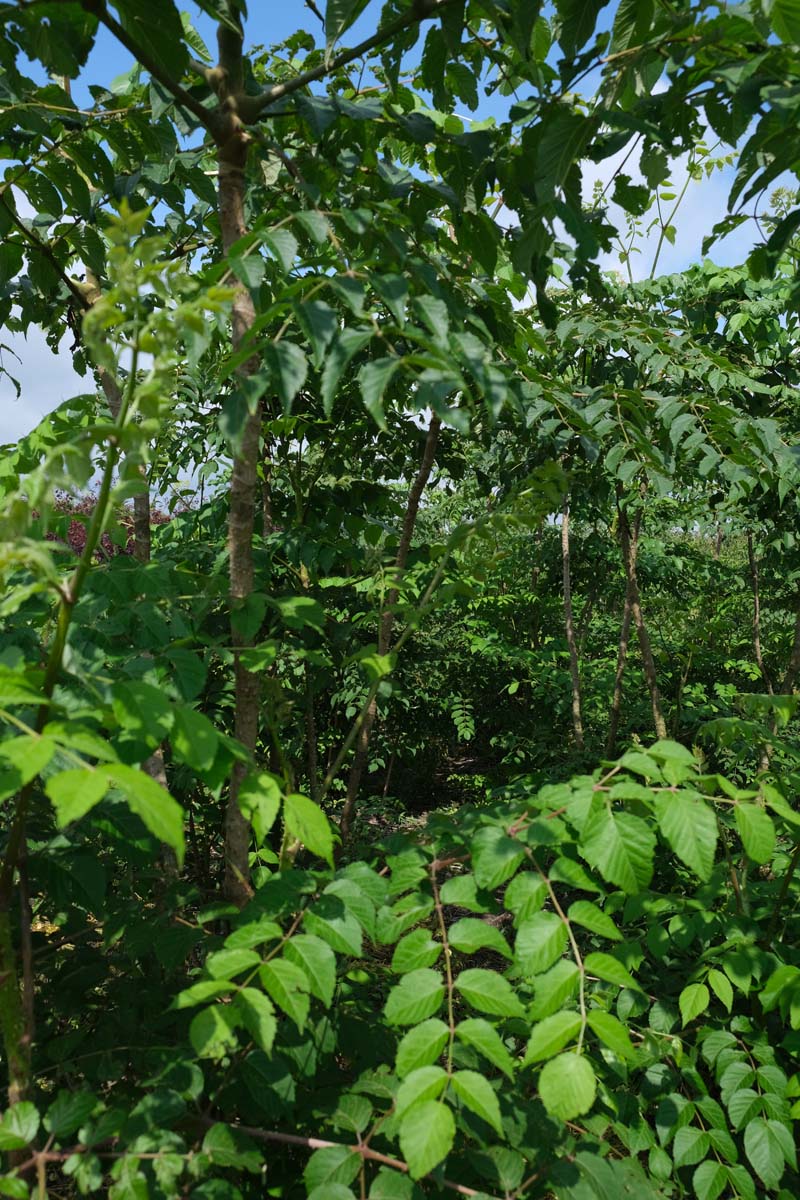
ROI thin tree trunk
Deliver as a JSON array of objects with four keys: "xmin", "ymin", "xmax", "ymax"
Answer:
[
  {"xmin": 339, "ymin": 416, "xmax": 441, "ymax": 843},
  {"xmin": 606, "ymin": 585, "xmax": 634, "ymax": 756},
  {"xmin": 780, "ymin": 587, "xmax": 800, "ymax": 694},
  {"xmin": 561, "ymin": 498, "xmax": 584, "ymax": 749},
  {"xmin": 747, "ymin": 531, "xmax": 773, "ymax": 694},
  {"xmin": 530, "ymin": 522, "xmax": 543, "ymax": 650},
  {"xmin": 215, "ymin": 15, "xmax": 262, "ymax": 905},
  {"xmin": 618, "ymin": 505, "xmax": 668, "ymax": 741}
]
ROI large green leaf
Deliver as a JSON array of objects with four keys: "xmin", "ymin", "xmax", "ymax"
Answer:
[
  {"xmin": 580, "ymin": 804, "xmax": 655, "ymax": 893},
  {"xmin": 398, "ymin": 1100, "xmax": 455, "ymax": 1180},
  {"xmin": 538, "ymin": 1053, "xmax": 596, "ymax": 1120},
  {"xmin": 455, "ymin": 968, "xmax": 526, "ymax": 1018},
  {"xmin": 385, "ymin": 969, "xmax": 445, "ymax": 1026},
  {"xmin": 104, "ymin": 764, "xmax": 185, "ymax": 864},
  {"xmin": 655, "ymin": 792, "xmax": 718, "ymax": 880},
  {"xmin": 450, "ymin": 1070, "xmax": 503, "ymax": 1134},
  {"xmin": 284, "ymin": 792, "xmax": 334, "ymax": 866},
  {"xmin": 515, "ymin": 911, "xmax": 567, "ymax": 976},
  {"xmin": 734, "ymin": 803, "xmax": 776, "ymax": 864}
]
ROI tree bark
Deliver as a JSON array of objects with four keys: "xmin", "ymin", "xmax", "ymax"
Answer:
[
  {"xmin": 561, "ymin": 498, "xmax": 584, "ymax": 749},
  {"xmin": 339, "ymin": 416, "xmax": 442, "ymax": 842},
  {"xmin": 606, "ymin": 579, "xmax": 635, "ymax": 756},
  {"xmin": 747, "ymin": 531, "xmax": 773, "ymax": 694},
  {"xmin": 618, "ymin": 505, "xmax": 668, "ymax": 741},
  {"xmin": 780, "ymin": 587, "xmax": 800, "ymax": 695},
  {"xmin": 215, "ymin": 12, "xmax": 262, "ymax": 905}
]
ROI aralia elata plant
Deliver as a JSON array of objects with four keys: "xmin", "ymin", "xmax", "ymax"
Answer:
[{"xmin": 0, "ymin": 1, "xmax": 799, "ymax": 1197}]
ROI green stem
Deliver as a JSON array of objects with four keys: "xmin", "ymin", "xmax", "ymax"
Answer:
[{"xmin": 0, "ymin": 342, "xmax": 137, "ymax": 1106}]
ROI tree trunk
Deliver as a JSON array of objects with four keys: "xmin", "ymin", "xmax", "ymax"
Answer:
[
  {"xmin": 561, "ymin": 498, "xmax": 584, "ymax": 749},
  {"xmin": 606, "ymin": 584, "xmax": 634, "ymax": 756},
  {"xmin": 618, "ymin": 506, "xmax": 668, "ymax": 741},
  {"xmin": 339, "ymin": 416, "xmax": 441, "ymax": 842},
  {"xmin": 747, "ymin": 532, "xmax": 773, "ymax": 694},
  {"xmin": 215, "ymin": 15, "xmax": 262, "ymax": 905},
  {"xmin": 780, "ymin": 587, "xmax": 800, "ymax": 694}
]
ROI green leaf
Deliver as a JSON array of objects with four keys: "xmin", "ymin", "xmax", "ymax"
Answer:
[
  {"xmin": 744, "ymin": 1118, "xmax": 786, "ymax": 1190},
  {"xmin": 447, "ymin": 917, "xmax": 511, "ymax": 959},
  {"xmin": 259, "ymin": 959, "xmax": 310, "ymax": 1031},
  {"xmin": 679, "ymin": 983, "xmax": 710, "ymax": 1026},
  {"xmin": 524, "ymin": 1011, "xmax": 582, "ymax": 1063},
  {"xmin": 455, "ymin": 1018, "xmax": 516, "ymax": 1079},
  {"xmin": 455, "ymin": 968, "xmax": 525, "ymax": 1018},
  {"xmin": 285, "ymin": 935, "xmax": 337, "ymax": 1007},
  {"xmin": 505, "ymin": 874, "xmax": 547, "ymax": 921},
  {"xmin": 586, "ymin": 1010, "xmax": 636, "ymax": 1059},
  {"xmin": 305, "ymin": 1145, "xmax": 361, "ymax": 1190},
  {"xmin": 536, "ymin": 107, "xmax": 596, "ymax": 200},
  {"xmin": 392, "ymin": 929, "xmax": 442, "ymax": 973},
  {"xmin": 297, "ymin": 299, "xmax": 338, "ymax": 368},
  {"xmin": 46, "ymin": 768, "xmax": 109, "ymax": 825},
  {"xmin": 770, "ymin": 0, "xmax": 800, "ymax": 42},
  {"xmin": 173, "ymin": 980, "xmax": 234, "ymax": 1009},
  {"xmin": 530, "ymin": 960, "xmax": 581, "ymax": 1019},
  {"xmin": 399, "ymin": 1100, "xmax": 455, "ymax": 1179},
  {"xmin": 515, "ymin": 911, "xmax": 567, "ymax": 976},
  {"xmin": 189, "ymin": 1006, "xmax": 239, "ymax": 1059},
  {"xmin": 556, "ymin": 0, "xmax": 610, "ymax": 53},
  {"xmin": 396, "ymin": 1019, "xmax": 450, "ymax": 1077},
  {"xmin": 321, "ymin": 329, "xmax": 372, "ymax": 416},
  {"xmin": 707, "ymin": 968, "xmax": 733, "ymax": 1012},
  {"xmin": 0, "ymin": 1103, "xmax": 39, "ymax": 1150},
  {"xmin": 692, "ymin": 1161, "xmax": 728, "ymax": 1200},
  {"xmin": 284, "ymin": 792, "xmax": 334, "ymax": 866},
  {"xmin": 112, "ymin": 680, "xmax": 174, "ymax": 746},
  {"xmin": 673, "ymin": 1126, "xmax": 710, "ymax": 1167},
  {"xmin": 104, "ymin": 764, "xmax": 185, "ymax": 864},
  {"xmin": 395, "ymin": 1065, "xmax": 448, "ymax": 1117},
  {"xmin": 234, "ymin": 988, "xmax": 277, "ymax": 1053},
  {"xmin": 0, "ymin": 734, "xmax": 55, "ymax": 801},
  {"xmin": 171, "ymin": 707, "xmax": 218, "ymax": 773},
  {"xmin": 385, "ymin": 969, "xmax": 445, "ymax": 1026},
  {"xmin": 264, "ymin": 228, "xmax": 298, "ymax": 273},
  {"xmin": 266, "ymin": 342, "xmax": 308, "ymax": 414},
  {"xmin": 655, "ymin": 791, "xmax": 718, "ymax": 880},
  {"xmin": 369, "ymin": 1167, "xmax": 414, "ymax": 1198},
  {"xmin": 358, "ymin": 357, "xmax": 400, "ymax": 429},
  {"xmin": 538, "ymin": 1053, "xmax": 596, "ymax": 1120},
  {"xmin": 205, "ymin": 948, "xmax": 261, "ymax": 980},
  {"xmin": 295, "ymin": 210, "xmax": 332, "ymax": 244},
  {"xmin": 581, "ymin": 805, "xmax": 655, "ymax": 893},
  {"xmin": 584, "ymin": 952, "xmax": 640, "ymax": 991},
  {"xmin": 325, "ymin": 0, "xmax": 371, "ymax": 44},
  {"xmin": 471, "ymin": 825, "xmax": 525, "ymax": 889},
  {"xmin": 451, "ymin": 1070, "xmax": 503, "ymax": 1134},
  {"xmin": 44, "ymin": 1090, "xmax": 96, "ymax": 1138},
  {"xmin": 238, "ymin": 771, "xmax": 282, "ymax": 844},
  {"xmin": 202, "ymin": 1123, "xmax": 262, "ymax": 1172},
  {"xmin": 304, "ymin": 895, "xmax": 362, "ymax": 956},
  {"xmin": 567, "ymin": 900, "xmax": 622, "ymax": 941},
  {"xmin": 735, "ymin": 803, "xmax": 776, "ymax": 864}
]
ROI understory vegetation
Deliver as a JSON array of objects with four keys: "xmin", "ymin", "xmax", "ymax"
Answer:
[{"xmin": 1, "ymin": 1, "xmax": 800, "ymax": 1197}]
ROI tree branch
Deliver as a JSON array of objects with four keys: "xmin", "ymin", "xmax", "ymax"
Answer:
[
  {"xmin": 198, "ymin": 1119, "xmax": 498, "ymax": 1198},
  {"xmin": 245, "ymin": 0, "xmax": 456, "ymax": 118},
  {"xmin": 86, "ymin": 2, "xmax": 217, "ymax": 132}
]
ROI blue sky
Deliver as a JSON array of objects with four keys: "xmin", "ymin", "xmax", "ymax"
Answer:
[{"xmin": 0, "ymin": 2, "xmax": 770, "ymax": 444}]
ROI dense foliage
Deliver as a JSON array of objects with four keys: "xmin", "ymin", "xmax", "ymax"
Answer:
[{"xmin": 0, "ymin": 1, "xmax": 799, "ymax": 1197}]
